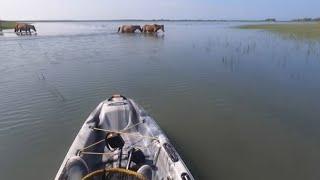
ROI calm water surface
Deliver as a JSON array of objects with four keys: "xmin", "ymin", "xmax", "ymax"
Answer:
[{"xmin": 1, "ymin": 22, "xmax": 320, "ymax": 180}]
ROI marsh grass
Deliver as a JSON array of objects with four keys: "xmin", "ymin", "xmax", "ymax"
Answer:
[
  {"xmin": 238, "ymin": 23, "xmax": 320, "ymax": 40},
  {"xmin": 0, "ymin": 21, "xmax": 16, "ymax": 30}
]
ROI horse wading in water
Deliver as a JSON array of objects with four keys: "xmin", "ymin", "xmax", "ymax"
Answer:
[
  {"xmin": 118, "ymin": 25, "xmax": 142, "ymax": 33},
  {"xmin": 14, "ymin": 23, "xmax": 37, "ymax": 34},
  {"xmin": 142, "ymin": 24, "xmax": 164, "ymax": 33}
]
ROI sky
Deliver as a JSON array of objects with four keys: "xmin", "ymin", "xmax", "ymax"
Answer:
[{"xmin": 0, "ymin": 0, "xmax": 319, "ymax": 20}]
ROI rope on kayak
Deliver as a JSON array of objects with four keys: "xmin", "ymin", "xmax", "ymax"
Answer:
[
  {"xmin": 91, "ymin": 127, "xmax": 159, "ymax": 141},
  {"xmin": 80, "ymin": 121, "xmax": 146, "ymax": 153},
  {"xmin": 80, "ymin": 139, "xmax": 105, "ymax": 151},
  {"xmin": 78, "ymin": 139, "xmax": 110, "ymax": 156},
  {"xmin": 79, "ymin": 122, "xmax": 158, "ymax": 156},
  {"xmin": 121, "ymin": 120, "xmax": 145, "ymax": 132},
  {"xmin": 79, "ymin": 131, "xmax": 158, "ymax": 156},
  {"xmin": 80, "ymin": 144, "xmax": 153, "ymax": 156}
]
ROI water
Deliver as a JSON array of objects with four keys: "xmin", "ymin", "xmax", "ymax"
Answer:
[{"xmin": 1, "ymin": 21, "xmax": 320, "ymax": 180}]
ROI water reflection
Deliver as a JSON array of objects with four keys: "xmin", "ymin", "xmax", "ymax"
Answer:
[
  {"xmin": 15, "ymin": 32, "xmax": 37, "ymax": 36},
  {"xmin": 116, "ymin": 32, "xmax": 165, "ymax": 40}
]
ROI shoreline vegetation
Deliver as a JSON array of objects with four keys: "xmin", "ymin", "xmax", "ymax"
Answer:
[
  {"xmin": 238, "ymin": 23, "xmax": 320, "ymax": 40},
  {"xmin": 0, "ymin": 21, "xmax": 16, "ymax": 30}
]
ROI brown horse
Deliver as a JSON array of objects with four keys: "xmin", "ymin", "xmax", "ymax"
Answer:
[
  {"xmin": 14, "ymin": 23, "xmax": 37, "ymax": 34},
  {"xmin": 142, "ymin": 24, "xmax": 165, "ymax": 33},
  {"xmin": 118, "ymin": 25, "xmax": 142, "ymax": 33}
]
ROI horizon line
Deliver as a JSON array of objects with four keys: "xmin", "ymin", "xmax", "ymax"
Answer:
[
  {"xmin": 0, "ymin": 19, "xmax": 289, "ymax": 22},
  {"xmin": 1, "ymin": 17, "xmax": 319, "ymax": 22}
]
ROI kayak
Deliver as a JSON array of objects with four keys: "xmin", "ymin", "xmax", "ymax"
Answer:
[{"xmin": 55, "ymin": 95, "xmax": 194, "ymax": 180}]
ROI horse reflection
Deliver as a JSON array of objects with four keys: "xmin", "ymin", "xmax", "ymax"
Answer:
[{"xmin": 142, "ymin": 33, "xmax": 165, "ymax": 40}]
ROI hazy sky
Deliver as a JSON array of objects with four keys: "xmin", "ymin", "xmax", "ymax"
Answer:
[{"xmin": 1, "ymin": 0, "xmax": 319, "ymax": 20}]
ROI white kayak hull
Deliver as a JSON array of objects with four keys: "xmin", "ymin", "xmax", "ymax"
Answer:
[{"xmin": 55, "ymin": 95, "xmax": 194, "ymax": 180}]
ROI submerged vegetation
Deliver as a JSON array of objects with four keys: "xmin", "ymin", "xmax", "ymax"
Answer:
[
  {"xmin": 0, "ymin": 21, "xmax": 16, "ymax": 30},
  {"xmin": 238, "ymin": 23, "xmax": 320, "ymax": 40}
]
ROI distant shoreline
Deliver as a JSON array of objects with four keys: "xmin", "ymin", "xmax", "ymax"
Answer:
[
  {"xmin": 3, "ymin": 19, "xmax": 261, "ymax": 23},
  {"xmin": 0, "ymin": 19, "xmax": 314, "ymax": 23},
  {"xmin": 2, "ymin": 19, "xmax": 320, "ymax": 23},
  {"xmin": 2, "ymin": 19, "xmax": 319, "ymax": 31}
]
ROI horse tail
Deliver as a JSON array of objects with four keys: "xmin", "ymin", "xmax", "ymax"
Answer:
[{"xmin": 118, "ymin": 26, "xmax": 121, "ymax": 33}]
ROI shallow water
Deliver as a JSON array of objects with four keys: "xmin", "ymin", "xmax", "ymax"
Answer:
[{"xmin": 1, "ymin": 21, "xmax": 320, "ymax": 180}]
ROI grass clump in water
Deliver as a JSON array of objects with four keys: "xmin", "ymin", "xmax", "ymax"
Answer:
[
  {"xmin": 238, "ymin": 23, "xmax": 320, "ymax": 40},
  {"xmin": 0, "ymin": 21, "xmax": 16, "ymax": 30}
]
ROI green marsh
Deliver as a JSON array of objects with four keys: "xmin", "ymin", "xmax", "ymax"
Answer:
[
  {"xmin": 238, "ymin": 23, "xmax": 320, "ymax": 40},
  {"xmin": 0, "ymin": 21, "xmax": 16, "ymax": 30}
]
